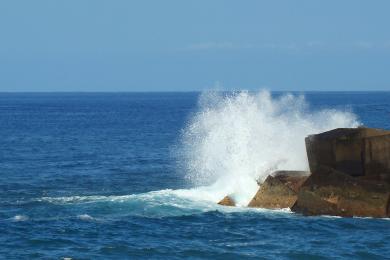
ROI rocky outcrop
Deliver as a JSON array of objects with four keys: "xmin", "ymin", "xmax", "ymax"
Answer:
[
  {"xmin": 305, "ymin": 127, "xmax": 390, "ymax": 183},
  {"xmin": 294, "ymin": 128, "xmax": 390, "ymax": 217},
  {"xmin": 218, "ymin": 196, "xmax": 235, "ymax": 206},
  {"xmin": 217, "ymin": 127, "xmax": 390, "ymax": 218},
  {"xmin": 291, "ymin": 166, "xmax": 390, "ymax": 217},
  {"xmin": 248, "ymin": 171, "xmax": 310, "ymax": 209}
]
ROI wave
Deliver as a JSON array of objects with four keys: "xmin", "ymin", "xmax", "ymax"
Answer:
[
  {"xmin": 36, "ymin": 189, "xmax": 292, "ymax": 218},
  {"xmin": 178, "ymin": 90, "xmax": 359, "ymax": 206},
  {"xmin": 11, "ymin": 215, "xmax": 29, "ymax": 222},
  {"xmin": 34, "ymin": 90, "xmax": 359, "ymax": 218},
  {"xmin": 77, "ymin": 214, "xmax": 96, "ymax": 221}
]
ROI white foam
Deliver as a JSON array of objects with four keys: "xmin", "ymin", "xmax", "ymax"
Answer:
[
  {"xmin": 320, "ymin": 215, "xmax": 343, "ymax": 219},
  {"xmin": 36, "ymin": 188, "xmax": 298, "ymax": 218},
  {"xmin": 12, "ymin": 215, "xmax": 29, "ymax": 222},
  {"xmin": 179, "ymin": 90, "xmax": 359, "ymax": 206},
  {"xmin": 77, "ymin": 214, "xmax": 95, "ymax": 221},
  {"xmin": 38, "ymin": 195, "xmax": 134, "ymax": 204}
]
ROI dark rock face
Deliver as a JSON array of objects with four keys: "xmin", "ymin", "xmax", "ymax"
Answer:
[
  {"xmin": 294, "ymin": 128, "xmax": 390, "ymax": 217},
  {"xmin": 216, "ymin": 127, "xmax": 390, "ymax": 218},
  {"xmin": 305, "ymin": 127, "xmax": 390, "ymax": 182},
  {"xmin": 218, "ymin": 196, "xmax": 235, "ymax": 206},
  {"xmin": 248, "ymin": 171, "xmax": 310, "ymax": 209},
  {"xmin": 292, "ymin": 166, "xmax": 390, "ymax": 217}
]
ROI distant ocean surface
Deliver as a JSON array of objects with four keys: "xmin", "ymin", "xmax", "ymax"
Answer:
[{"xmin": 0, "ymin": 91, "xmax": 389, "ymax": 259}]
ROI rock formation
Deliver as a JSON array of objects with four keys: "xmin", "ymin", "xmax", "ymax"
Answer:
[
  {"xmin": 293, "ymin": 128, "xmax": 390, "ymax": 217},
  {"xmin": 291, "ymin": 166, "xmax": 390, "ymax": 217},
  {"xmin": 305, "ymin": 127, "xmax": 390, "ymax": 183},
  {"xmin": 217, "ymin": 127, "xmax": 390, "ymax": 218},
  {"xmin": 248, "ymin": 171, "xmax": 309, "ymax": 209},
  {"xmin": 218, "ymin": 196, "xmax": 235, "ymax": 206}
]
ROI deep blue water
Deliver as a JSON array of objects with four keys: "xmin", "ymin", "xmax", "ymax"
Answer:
[{"xmin": 0, "ymin": 92, "xmax": 390, "ymax": 259}]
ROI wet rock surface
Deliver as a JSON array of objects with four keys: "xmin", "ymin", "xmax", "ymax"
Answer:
[
  {"xmin": 292, "ymin": 166, "xmax": 390, "ymax": 217},
  {"xmin": 218, "ymin": 196, "xmax": 235, "ymax": 206},
  {"xmin": 294, "ymin": 128, "xmax": 390, "ymax": 217},
  {"xmin": 248, "ymin": 171, "xmax": 310, "ymax": 209},
  {"xmin": 218, "ymin": 127, "xmax": 390, "ymax": 218},
  {"xmin": 305, "ymin": 127, "xmax": 390, "ymax": 183}
]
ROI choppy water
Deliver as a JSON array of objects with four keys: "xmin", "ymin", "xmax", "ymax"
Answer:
[{"xmin": 0, "ymin": 92, "xmax": 389, "ymax": 259}]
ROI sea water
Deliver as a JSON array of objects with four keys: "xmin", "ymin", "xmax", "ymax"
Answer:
[{"xmin": 0, "ymin": 91, "xmax": 389, "ymax": 259}]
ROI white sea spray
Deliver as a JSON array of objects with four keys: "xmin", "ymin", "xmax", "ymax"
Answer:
[{"xmin": 179, "ymin": 90, "xmax": 359, "ymax": 206}]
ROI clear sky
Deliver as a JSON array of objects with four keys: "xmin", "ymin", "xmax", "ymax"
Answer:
[{"xmin": 1, "ymin": 0, "xmax": 390, "ymax": 92}]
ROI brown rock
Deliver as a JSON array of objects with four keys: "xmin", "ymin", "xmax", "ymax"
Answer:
[
  {"xmin": 218, "ymin": 196, "xmax": 235, "ymax": 206},
  {"xmin": 294, "ymin": 127, "xmax": 390, "ymax": 217},
  {"xmin": 305, "ymin": 127, "xmax": 390, "ymax": 183},
  {"xmin": 248, "ymin": 171, "xmax": 310, "ymax": 209},
  {"xmin": 292, "ymin": 166, "xmax": 390, "ymax": 217}
]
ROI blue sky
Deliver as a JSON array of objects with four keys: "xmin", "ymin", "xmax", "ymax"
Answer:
[{"xmin": 1, "ymin": 0, "xmax": 390, "ymax": 91}]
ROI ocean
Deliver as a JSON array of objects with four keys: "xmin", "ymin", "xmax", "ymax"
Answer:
[{"xmin": 0, "ymin": 91, "xmax": 389, "ymax": 259}]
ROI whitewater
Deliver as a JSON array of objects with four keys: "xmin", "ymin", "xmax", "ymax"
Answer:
[{"xmin": 178, "ymin": 90, "xmax": 359, "ymax": 206}]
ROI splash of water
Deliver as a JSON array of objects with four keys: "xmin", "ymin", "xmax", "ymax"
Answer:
[
  {"xmin": 33, "ymin": 90, "xmax": 360, "ymax": 215},
  {"xmin": 180, "ymin": 90, "xmax": 359, "ymax": 206}
]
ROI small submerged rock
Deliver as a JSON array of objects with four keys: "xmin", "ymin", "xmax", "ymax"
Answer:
[{"xmin": 218, "ymin": 196, "xmax": 235, "ymax": 206}]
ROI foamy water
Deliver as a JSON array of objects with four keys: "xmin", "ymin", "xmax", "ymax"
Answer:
[
  {"xmin": 36, "ymin": 189, "xmax": 292, "ymax": 219},
  {"xmin": 11, "ymin": 215, "xmax": 29, "ymax": 222}
]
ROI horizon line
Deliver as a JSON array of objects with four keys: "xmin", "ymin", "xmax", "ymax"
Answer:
[{"xmin": 0, "ymin": 90, "xmax": 389, "ymax": 94}]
